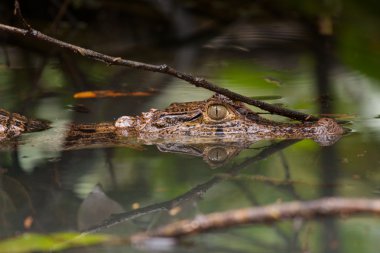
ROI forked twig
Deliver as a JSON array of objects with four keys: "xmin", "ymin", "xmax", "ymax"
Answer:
[{"xmin": 13, "ymin": 0, "xmax": 32, "ymax": 31}]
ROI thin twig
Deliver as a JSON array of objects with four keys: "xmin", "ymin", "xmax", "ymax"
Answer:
[
  {"xmin": 0, "ymin": 22, "xmax": 318, "ymax": 122},
  {"xmin": 278, "ymin": 151, "xmax": 301, "ymax": 199},
  {"xmin": 81, "ymin": 177, "xmax": 219, "ymax": 234},
  {"xmin": 13, "ymin": 0, "xmax": 32, "ymax": 31},
  {"xmin": 50, "ymin": 0, "xmax": 72, "ymax": 32},
  {"xmin": 131, "ymin": 197, "xmax": 380, "ymax": 242}
]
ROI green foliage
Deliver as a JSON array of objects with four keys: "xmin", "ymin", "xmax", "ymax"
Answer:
[
  {"xmin": 337, "ymin": 2, "xmax": 380, "ymax": 80},
  {"xmin": 0, "ymin": 233, "xmax": 111, "ymax": 253},
  {"xmin": 217, "ymin": 61, "xmax": 284, "ymax": 92},
  {"xmin": 340, "ymin": 218, "xmax": 380, "ymax": 252}
]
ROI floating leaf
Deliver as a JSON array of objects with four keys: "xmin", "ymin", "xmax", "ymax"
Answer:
[
  {"xmin": 264, "ymin": 76, "xmax": 283, "ymax": 86},
  {"xmin": 0, "ymin": 232, "xmax": 111, "ymax": 253},
  {"xmin": 73, "ymin": 90, "xmax": 151, "ymax": 99},
  {"xmin": 77, "ymin": 185, "xmax": 125, "ymax": 231}
]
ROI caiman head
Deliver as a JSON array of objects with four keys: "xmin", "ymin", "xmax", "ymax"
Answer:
[{"xmin": 115, "ymin": 94, "xmax": 345, "ymax": 146}]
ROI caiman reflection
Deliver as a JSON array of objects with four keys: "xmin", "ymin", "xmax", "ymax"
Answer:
[{"xmin": 157, "ymin": 143, "xmax": 245, "ymax": 168}]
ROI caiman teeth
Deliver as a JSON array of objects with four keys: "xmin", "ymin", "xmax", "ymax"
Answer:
[{"xmin": 115, "ymin": 116, "xmax": 137, "ymax": 128}]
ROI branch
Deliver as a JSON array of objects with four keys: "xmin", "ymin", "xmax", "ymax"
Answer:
[
  {"xmin": 81, "ymin": 177, "xmax": 220, "ymax": 234},
  {"xmin": 81, "ymin": 140, "xmax": 297, "ymax": 234},
  {"xmin": 131, "ymin": 197, "xmax": 380, "ymax": 243},
  {"xmin": 0, "ymin": 22, "xmax": 319, "ymax": 122}
]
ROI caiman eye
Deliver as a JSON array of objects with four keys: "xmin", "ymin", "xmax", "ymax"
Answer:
[
  {"xmin": 207, "ymin": 104, "xmax": 227, "ymax": 120},
  {"xmin": 207, "ymin": 147, "xmax": 228, "ymax": 163}
]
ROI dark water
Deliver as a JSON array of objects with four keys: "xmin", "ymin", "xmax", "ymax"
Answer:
[{"xmin": 1, "ymin": 1, "xmax": 380, "ymax": 252}]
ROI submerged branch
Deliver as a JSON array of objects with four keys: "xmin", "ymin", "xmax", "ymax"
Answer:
[
  {"xmin": 131, "ymin": 197, "xmax": 380, "ymax": 243},
  {"xmin": 0, "ymin": 22, "xmax": 318, "ymax": 122},
  {"xmin": 81, "ymin": 140, "xmax": 297, "ymax": 233}
]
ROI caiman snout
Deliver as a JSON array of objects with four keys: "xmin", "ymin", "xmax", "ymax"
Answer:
[
  {"xmin": 312, "ymin": 118, "xmax": 345, "ymax": 146},
  {"xmin": 315, "ymin": 118, "xmax": 345, "ymax": 135}
]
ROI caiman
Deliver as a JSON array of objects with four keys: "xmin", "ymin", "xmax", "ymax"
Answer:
[
  {"xmin": 0, "ymin": 94, "xmax": 345, "ymax": 166},
  {"xmin": 0, "ymin": 109, "xmax": 50, "ymax": 139},
  {"xmin": 114, "ymin": 94, "xmax": 344, "ymax": 145}
]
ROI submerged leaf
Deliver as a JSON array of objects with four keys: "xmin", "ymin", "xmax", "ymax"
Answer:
[
  {"xmin": 264, "ymin": 76, "xmax": 283, "ymax": 86},
  {"xmin": 73, "ymin": 90, "xmax": 152, "ymax": 98},
  {"xmin": 77, "ymin": 184, "xmax": 125, "ymax": 231}
]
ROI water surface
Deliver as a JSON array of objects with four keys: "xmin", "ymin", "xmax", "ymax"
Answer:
[{"xmin": 1, "ymin": 2, "xmax": 380, "ymax": 252}]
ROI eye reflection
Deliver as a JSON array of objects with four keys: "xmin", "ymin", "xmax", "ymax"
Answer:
[
  {"xmin": 207, "ymin": 147, "xmax": 228, "ymax": 163},
  {"xmin": 207, "ymin": 104, "xmax": 227, "ymax": 120}
]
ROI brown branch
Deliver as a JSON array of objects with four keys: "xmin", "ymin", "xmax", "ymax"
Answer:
[
  {"xmin": 131, "ymin": 197, "xmax": 380, "ymax": 243},
  {"xmin": 81, "ymin": 177, "xmax": 219, "ymax": 234},
  {"xmin": 81, "ymin": 140, "xmax": 297, "ymax": 234},
  {"xmin": 0, "ymin": 22, "xmax": 319, "ymax": 122}
]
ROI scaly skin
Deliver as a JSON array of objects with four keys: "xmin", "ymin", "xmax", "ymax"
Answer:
[
  {"xmin": 0, "ymin": 109, "xmax": 50, "ymax": 140},
  {"xmin": 115, "ymin": 94, "xmax": 345, "ymax": 146}
]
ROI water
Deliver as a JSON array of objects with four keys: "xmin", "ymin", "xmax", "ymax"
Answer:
[{"xmin": 1, "ymin": 2, "xmax": 380, "ymax": 252}]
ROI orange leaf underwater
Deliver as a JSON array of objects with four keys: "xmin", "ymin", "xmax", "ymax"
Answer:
[{"xmin": 73, "ymin": 90, "xmax": 152, "ymax": 98}]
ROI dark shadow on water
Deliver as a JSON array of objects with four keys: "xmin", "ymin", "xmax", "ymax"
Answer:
[{"xmin": 313, "ymin": 30, "xmax": 341, "ymax": 253}]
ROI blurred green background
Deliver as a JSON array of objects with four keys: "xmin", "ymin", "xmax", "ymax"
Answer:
[{"xmin": 1, "ymin": 0, "xmax": 380, "ymax": 252}]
